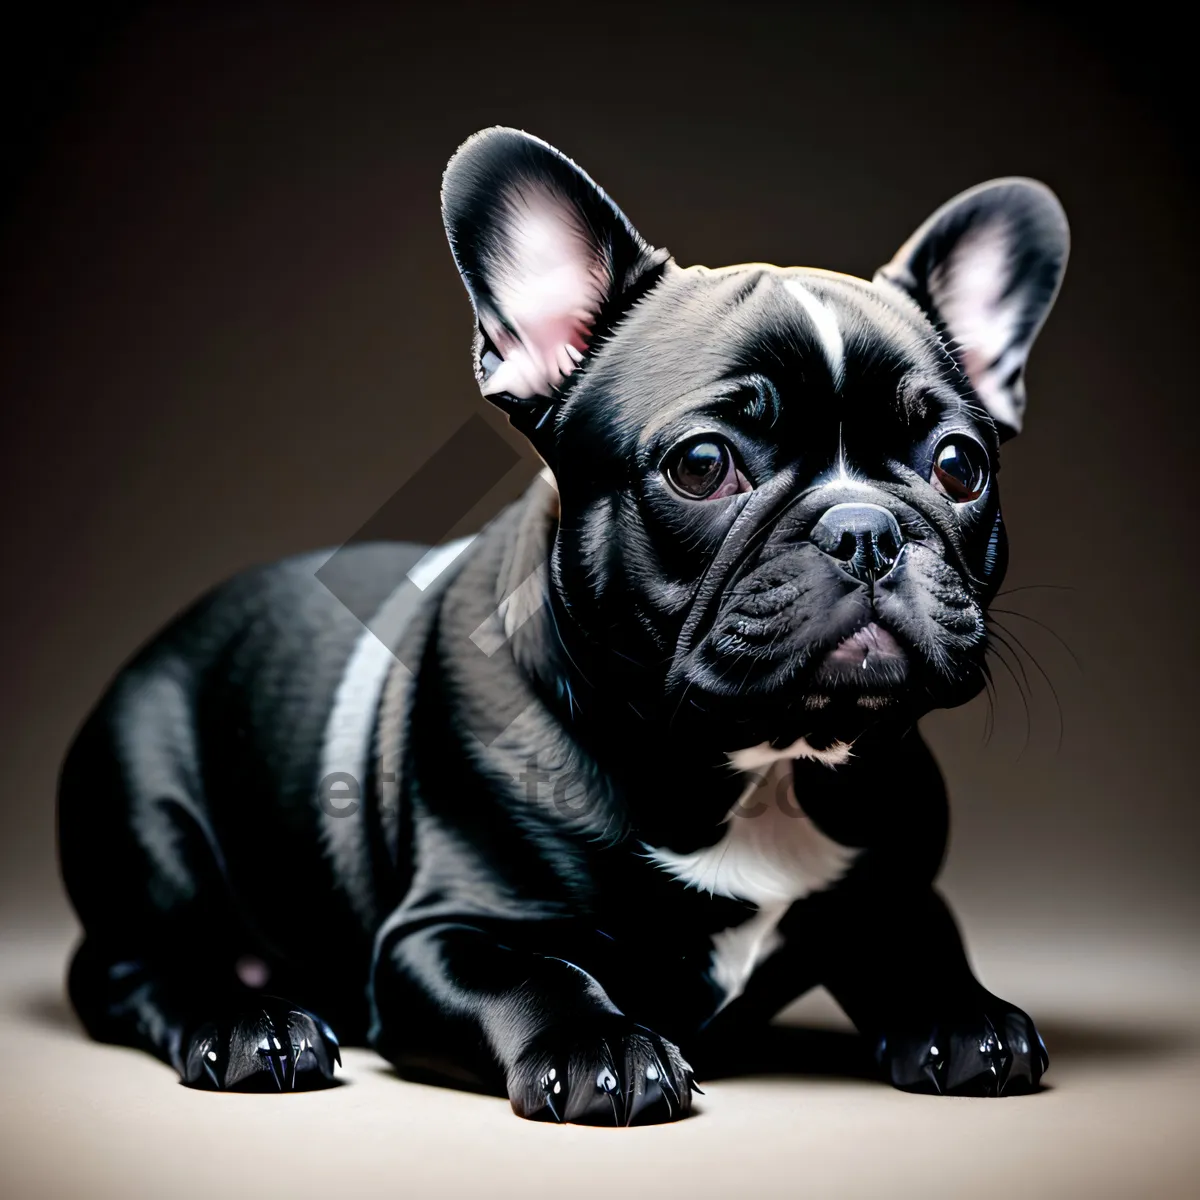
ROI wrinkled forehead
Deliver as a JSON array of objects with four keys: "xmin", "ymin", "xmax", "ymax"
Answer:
[{"xmin": 578, "ymin": 264, "xmax": 970, "ymax": 441}]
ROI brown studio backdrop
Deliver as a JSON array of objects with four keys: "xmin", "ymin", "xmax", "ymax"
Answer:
[{"xmin": 0, "ymin": 1, "xmax": 1196, "ymax": 955}]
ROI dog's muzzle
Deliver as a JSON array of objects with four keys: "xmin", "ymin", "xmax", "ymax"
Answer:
[{"xmin": 809, "ymin": 503, "xmax": 904, "ymax": 582}]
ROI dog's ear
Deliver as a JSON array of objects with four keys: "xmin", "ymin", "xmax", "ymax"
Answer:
[
  {"xmin": 442, "ymin": 127, "xmax": 668, "ymax": 441},
  {"xmin": 876, "ymin": 179, "xmax": 1068, "ymax": 439}
]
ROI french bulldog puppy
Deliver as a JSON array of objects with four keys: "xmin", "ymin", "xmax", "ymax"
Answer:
[{"xmin": 59, "ymin": 127, "xmax": 1068, "ymax": 1121}]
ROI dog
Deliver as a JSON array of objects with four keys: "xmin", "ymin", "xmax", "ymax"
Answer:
[{"xmin": 58, "ymin": 127, "xmax": 1068, "ymax": 1122}]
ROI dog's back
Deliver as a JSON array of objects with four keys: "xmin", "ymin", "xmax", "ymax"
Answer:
[{"xmin": 59, "ymin": 541, "xmax": 437, "ymax": 1046}]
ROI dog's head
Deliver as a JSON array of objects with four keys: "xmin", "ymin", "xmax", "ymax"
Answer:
[{"xmin": 442, "ymin": 128, "xmax": 1068, "ymax": 757}]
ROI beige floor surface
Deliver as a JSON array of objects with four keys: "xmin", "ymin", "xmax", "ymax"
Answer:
[{"xmin": 2, "ymin": 915, "xmax": 1198, "ymax": 1200}]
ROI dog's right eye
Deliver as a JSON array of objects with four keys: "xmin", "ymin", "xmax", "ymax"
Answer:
[
  {"xmin": 930, "ymin": 436, "xmax": 989, "ymax": 503},
  {"xmin": 663, "ymin": 437, "xmax": 750, "ymax": 500}
]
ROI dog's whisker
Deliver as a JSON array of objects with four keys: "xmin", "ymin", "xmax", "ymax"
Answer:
[
  {"xmin": 994, "ymin": 583, "xmax": 1076, "ymax": 597},
  {"xmin": 988, "ymin": 618, "xmax": 1066, "ymax": 754},
  {"xmin": 978, "ymin": 660, "xmax": 998, "ymax": 746},
  {"xmin": 985, "ymin": 639, "xmax": 1032, "ymax": 758},
  {"xmin": 988, "ymin": 606, "xmax": 1083, "ymax": 673}
]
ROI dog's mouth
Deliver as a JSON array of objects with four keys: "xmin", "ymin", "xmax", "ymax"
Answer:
[
  {"xmin": 671, "ymin": 615, "xmax": 917, "ymax": 755},
  {"xmin": 661, "ymin": 534, "xmax": 986, "ymax": 749},
  {"xmin": 811, "ymin": 621, "xmax": 909, "ymax": 691}
]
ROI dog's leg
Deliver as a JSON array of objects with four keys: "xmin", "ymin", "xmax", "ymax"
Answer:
[
  {"xmin": 370, "ymin": 919, "xmax": 698, "ymax": 1124},
  {"xmin": 813, "ymin": 883, "xmax": 1048, "ymax": 1096},
  {"xmin": 68, "ymin": 939, "xmax": 342, "ymax": 1091},
  {"xmin": 60, "ymin": 671, "xmax": 341, "ymax": 1092},
  {"xmin": 753, "ymin": 733, "xmax": 1050, "ymax": 1097}
]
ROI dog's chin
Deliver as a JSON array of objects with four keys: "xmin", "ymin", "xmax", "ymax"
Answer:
[
  {"xmin": 680, "ymin": 620, "xmax": 982, "ymax": 755},
  {"xmin": 810, "ymin": 621, "xmax": 910, "ymax": 692},
  {"xmin": 739, "ymin": 623, "xmax": 913, "ymax": 751}
]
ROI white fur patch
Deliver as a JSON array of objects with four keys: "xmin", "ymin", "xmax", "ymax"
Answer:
[
  {"xmin": 645, "ymin": 763, "xmax": 857, "ymax": 906},
  {"xmin": 709, "ymin": 901, "xmax": 789, "ymax": 1008},
  {"xmin": 782, "ymin": 279, "xmax": 845, "ymax": 388},
  {"xmin": 726, "ymin": 737, "xmax": 853, "ymax": 771},
  {"xmin": 644, "ymin": 762, "xmax": 858, "ymax": 1007}
]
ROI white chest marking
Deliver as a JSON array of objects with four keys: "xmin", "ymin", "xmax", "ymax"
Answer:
[
  {"xmin": 644, "ymin": 761, "xmax": 860, "ymax": 1007},
  {"xmin": 708, "ymin": 901, "xmax": 790, "ymax": 1007},
  {"xmin": 782, "ymin": 280, "xmax": 846, "ymax": 389}
]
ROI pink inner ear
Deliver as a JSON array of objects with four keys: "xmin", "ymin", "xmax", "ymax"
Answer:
[
  {"xmin": 930, "ymin": 218, "xmax": 1025, "ymax": 431},
  {"xmin": 479, "ymin": 185, "xmax": 610, "ymax": 400}
]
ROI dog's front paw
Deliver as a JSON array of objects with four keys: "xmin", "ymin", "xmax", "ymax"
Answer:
[
  {"xmin": 509, "ymin": 1017, "xmax": 698, "ymax": 1125},
  {"xmin": 876, "ymin": 1002, "xmax": 1047, "ymax": 1097},
  {"xmin": 181, "ymin": 998, "xmax": 341, "ymax": 1092}
]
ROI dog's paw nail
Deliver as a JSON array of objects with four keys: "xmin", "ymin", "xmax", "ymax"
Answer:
[
  {"xmin": 512, "ymin": 1021, "xmax": 691, "ymax": 1126},
  {"xmin": 879, "ymin": 1004, "xmax": 1044, "ymax": 1098},
  {"xmin": 180, "ymin": 1001, "xmax": 339, "ymax": 1092},
  {"xmin": 1035, "ymin": 1031, "xmax": 1050, "ymax": 1076},
  {"xmin": 541, "ymin": 1069, "xmax": 566, "ymax": 1122},
  {"xmin": 184, "ymin": 1024, "xmax": 224, "ymax": 1090}
]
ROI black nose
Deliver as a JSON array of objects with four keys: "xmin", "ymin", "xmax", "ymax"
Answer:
[{"xmin": 810, "ymin": 503, "xmax": 904, "ymax": 581}]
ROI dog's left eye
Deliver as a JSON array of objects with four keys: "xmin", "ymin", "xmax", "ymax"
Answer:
[
  {"xmin": 930, "ymin": 437, "xmax": 988, "ymax": 503},
  {"xmin": 663, "ymin": 437, "xmax": 750, "ymax": 500}
]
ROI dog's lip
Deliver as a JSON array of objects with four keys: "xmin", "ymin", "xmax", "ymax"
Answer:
[
  {"xmin": 808, "ymin": 620, "xmax": 911, "ymax": 696},
  {"xmin": 820, "ymin": 621, "xmax": 907, "ymax": 670}
]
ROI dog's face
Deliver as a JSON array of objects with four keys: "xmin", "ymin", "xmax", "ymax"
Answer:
[{"xmin": 443, "ymin": 129, "xmax": 1068, "ymax": 754}]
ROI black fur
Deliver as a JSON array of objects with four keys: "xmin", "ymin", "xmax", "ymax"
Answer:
[{"xmin": 59, "ymin": 128, "xmax": 1067, "ymax": 1120}]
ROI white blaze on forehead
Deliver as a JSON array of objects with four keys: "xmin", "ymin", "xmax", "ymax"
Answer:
[
  {"xmin": 782, "ymin": 279, "xmax": 846, "ymax": 389},
  {"xmin": 929, "ymin": 218, "xmax": 1022, "ymax": 430}
]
